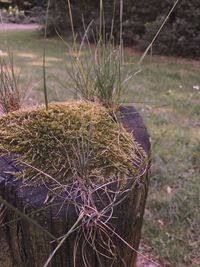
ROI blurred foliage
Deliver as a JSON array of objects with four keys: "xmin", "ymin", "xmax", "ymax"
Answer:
[
  {"xmin": 0, "ymin": 0, "xmax": 46, "ymax": 8},
  {"xmin": 2, "ymin": 1, "xmax": 200, "ymax": 57},
  {"xmin": 141, "ymin": 0, "xmax": 200, "ymax": 58},
  {"xmin": 45, "ymin": 0, "xmax": 200, "ymax": 58}
]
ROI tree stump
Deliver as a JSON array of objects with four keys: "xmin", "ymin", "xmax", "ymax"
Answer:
[{"xmin": 0, "ymin": 105, "xmax": 150, "ymax": 267}]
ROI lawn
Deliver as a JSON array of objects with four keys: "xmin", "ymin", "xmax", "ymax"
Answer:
[{"xmin": 0, "ymin": 29, "xmax": 200, "ymax": 266}]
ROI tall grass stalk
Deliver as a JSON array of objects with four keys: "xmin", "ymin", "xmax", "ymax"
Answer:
[
  {"xmin": 64, "ymin": 0, "xmax": 129, "ymax": 109},
  {"xmin": 138, "ymin": 0, "xmax": 180, "ymax": 64},
  {"xmin": 0, "ymin": 196, "xmax": 56, "ymax": 240},
  {"xmin": 43, "ymin": 0, "xmax": 51, "ymax": 111},
  {"xmin": 67, "ymin": 0, "xmax": 77, "ymax": 53},
  {"xmin": 43, "ymin": 212, "xmax": 84, "ymax": 267},
  {"xmin": 110, "ymin": 0, "xmax": 116, "ymax": 40}
]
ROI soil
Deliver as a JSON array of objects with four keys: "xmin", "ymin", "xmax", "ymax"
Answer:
[
  {"xmin": 137, "ymin": 247, "xmax": 161, "ymax": 267},
  {"xmin": 0, "ymin": 23, "xmax": 41, "ymax": 31}
]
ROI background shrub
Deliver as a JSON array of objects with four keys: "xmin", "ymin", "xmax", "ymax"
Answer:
[
  {"xmin": 3, "ymin": 0, "xmax": 199, "ymax": 57},
  {"xmin": 47, "ymin": 0, "xmax": 200, "ymax": 57},
  {"xmin": 140, "ymin": 0, "xmax": 200, "ymax": 57},
  {"xmin": 48, "ymin": 0, "xmax": 163, "ymax": 45}
]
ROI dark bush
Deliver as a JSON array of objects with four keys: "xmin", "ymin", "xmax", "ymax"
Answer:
[
  {"xmin": 48, "ymin": 0, "xmax": 162, "ymax": 43},
  {"xmin": 140, "ymin": 0, "xmax": 200, "ymax": 57},
  {"xmin": 47, "ymin": 0, "xmax": 200, "ymax": 58}
]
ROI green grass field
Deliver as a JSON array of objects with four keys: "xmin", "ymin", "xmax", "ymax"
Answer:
[{"xmin": 0, "ymin": 29, "xmax": 200, "ymax": 266}]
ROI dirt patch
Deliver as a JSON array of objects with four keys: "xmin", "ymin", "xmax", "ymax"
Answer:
[
  {"xmin": 0, "ymin": 23, "xmax": 41, "ymax": 31},
  {"xmin": 137, "ymin": 243, "xmax": 161, "ymax": 267},
  {"xmin": 137, "ymin": 254, "xmax": 161, "ymax": 267}
]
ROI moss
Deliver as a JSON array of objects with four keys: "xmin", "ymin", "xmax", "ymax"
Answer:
[{"xmin": 0, "ymin": 101, "xmax": 146, "ymax": 192}]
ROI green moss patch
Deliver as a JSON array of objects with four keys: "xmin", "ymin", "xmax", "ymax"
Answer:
[{"xmin": 0, "ymin": 101, "xmax": 146, "ymax": 192}]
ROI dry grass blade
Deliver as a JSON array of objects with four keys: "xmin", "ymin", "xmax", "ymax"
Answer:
[
  {"xmin": 0, "ymin": 202, "xmax": 6, "ymax": 226},
  {"xmin": 101, "ymin": 221, "xmax": 160, "ymax": 267},
  {"xmin": 0, "ymin": 196, "xmax": 56, "ymax": 240},
  {"xmin": 43, "ymin": 0, "xmax": 51, "ymax": 111},
  {"xmin": 138, "ymin": 0, "xmax": 180, "ymax": 64},
  {"xmin": 43, "ymin": 212, "xmax": 84, "ymax": 267}
]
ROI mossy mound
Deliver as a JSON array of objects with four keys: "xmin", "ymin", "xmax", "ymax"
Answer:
[{"xmin": 0, "ymin": 101, "xmax": 146, "ymax": 192}]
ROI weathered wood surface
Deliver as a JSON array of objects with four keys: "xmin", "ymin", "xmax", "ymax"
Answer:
[{"xmin": 0, "ymin": 106, "xmax": 150, "ymax": 267}]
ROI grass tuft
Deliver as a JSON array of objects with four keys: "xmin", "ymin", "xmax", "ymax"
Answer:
[
  {"xmin": 63, "ymin": 0, "xmax": 130, "ymax": 110},
  {"xmin": 0, "ymin": 55, "xmax": 22, "ymax": 113}
]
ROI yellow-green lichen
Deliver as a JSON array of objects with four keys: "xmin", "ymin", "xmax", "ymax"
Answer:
[{"xmin": 0, "ymin": 101, "xmax": 146, "ymax": 192}]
